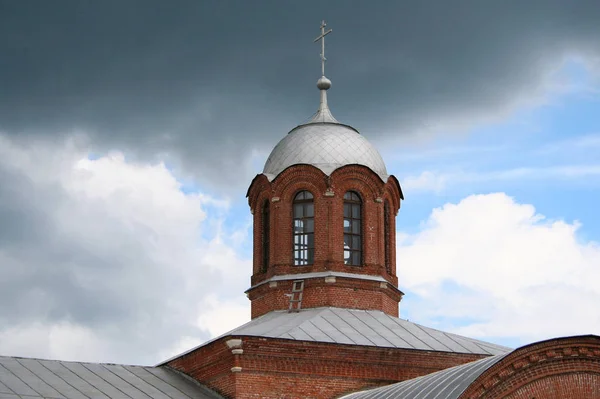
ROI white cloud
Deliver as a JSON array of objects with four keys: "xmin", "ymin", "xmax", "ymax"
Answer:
[
  {"xmin": 0, "ymin": 323, "xmax": 113, "ymax": 364},
  {"xmin": 196, "ymin": 294, "xmax": 250, "ymax": 338},
  {"xmin": 0, "ymin": 134, "xmax": 252, "ymax": 365},
  {"xmin": 401, "ymin": 171, "xmax": 448, "ymax": 194},
  {"xmin": 401, "ymin": 165, "xmax": 600, "ymax": 193},
  {"xmin": 397, "ymin": 193, "xmax": 600, "ymax": 345}
]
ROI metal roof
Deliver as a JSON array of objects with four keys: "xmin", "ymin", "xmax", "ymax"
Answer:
[
  {"xmin": 339, "ymin": 352, "xmax": 508, "ymax": 399},
  {"xmin": 262, "ymin": 123, "xmax": 389, "ymax": 182},
  {"xmin": 0, "ymin": 355, "xmax": 223, "ymax": 399},
  {"xmin": 229, "ymin": 308, "xmax": 510, "ymax": 354},
  {"xmin": 162, "ymin": 308, "xmax": 510, "ymax": 365}
]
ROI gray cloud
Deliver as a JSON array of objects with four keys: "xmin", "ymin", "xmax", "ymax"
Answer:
[
  {"xmin": 0, "ymin": 137, "xmax": 248, "ymax": 364},
  {"xmin": 1, "ymin": 1, "xmax": 600, "ymax": 365},
  {"xmin": 1, "ymin": 1, "xmax": 599, "ymax": 190}
]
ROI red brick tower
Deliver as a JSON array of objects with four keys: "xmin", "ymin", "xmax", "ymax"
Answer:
[
  {"xmin": 246, "ymin": 25, "xmax": 404, "ymax": 319},
  {"xmin": 164, "ymin": 22, "xmax": 512, "ymax": 399}
]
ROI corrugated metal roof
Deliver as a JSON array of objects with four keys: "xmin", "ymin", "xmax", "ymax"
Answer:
[
  {"xmin": 339, "ymin": 353, "xmax": 508, "ymax": 399},
  {"xmin": 161, "ymin": 308, "xmax": 511, "ymax": 364},
  {"xmin": 230, "ymin": 308, "xmax": 510, "ymax": 355},
  {"xmin": 0, "ymin": 356, "xmax": 223, "ymax": 399}
]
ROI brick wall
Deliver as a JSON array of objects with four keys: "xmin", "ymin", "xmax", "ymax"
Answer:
[
  {"xmin": 166, "ymin": 336, "xmax": 237, "ymax": 398},
  {"xmin": 248, "ymin": 277, "xmax": 402, "ymax": 318},
  {"xmin": 167, "ymin": 335, "xmax": 486, "ymax": 399},
  {"xmin": 460, "ymin": 335, "xmax": 600, "ymax": 399},
  {"xmin": 246, "ymin": 164, "xmax": 403, "ymax": 317}
]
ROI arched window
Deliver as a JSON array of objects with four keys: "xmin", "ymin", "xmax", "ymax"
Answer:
[
  {"xmin": 262, "ymin": 200, "xmax": 270, "ymax": 273},
  {"xmin": 384, "ymin": 200, "xmax": 391, "ymax": 274},
  {"xmin": 293, "ymin": 191, "xmax": 314, "ymax": 266},
  {"xmin": 343, "ymin": 191, "xmax": 362, "ymax": 266}
]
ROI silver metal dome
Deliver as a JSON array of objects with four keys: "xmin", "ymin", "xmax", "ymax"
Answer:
[{"xmin": 263, "ymin": 122, "xmax": 388, "ymax": 181}]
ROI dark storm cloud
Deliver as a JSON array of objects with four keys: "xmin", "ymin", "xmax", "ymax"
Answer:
[{"xmin": 1, "ymin": 0, "xmax": 599, "ymax": 189}]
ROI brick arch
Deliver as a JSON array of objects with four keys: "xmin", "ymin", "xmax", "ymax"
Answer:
[
  {"xmin": 459, "ymin": 335, "xmax": 600, "ymax": 399},
  {"xmin": 330, "ymin": 165, "xmax": 386, "ymax": 201},
  {"xmin": 248, "ymin": 178, "xmax": 274, "ymax": 277},
  {"xmin": 246, "ymin": 173, "xmax": 272, "ymax": 212},
  {"xmin": 270, "ymin": 164, "xmax": 329, "ymax": 200},
  {"xmin": 384, "ymin": 176, "xmax": 402, "ymax": 216},
  {"xmin": 268, "ymin": 166, "xmax": 330, "ymax": 275}
]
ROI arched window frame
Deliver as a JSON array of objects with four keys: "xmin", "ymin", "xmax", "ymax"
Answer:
[
  {"xmin": 343, "ymin": 191, "xmax": 362, "ymax": 266},
  {"xmin": 262, "ymin": 200, "xmax": 270, "ymax": 273},
  {"xmin": 292, "ymin": 191, "xmax": 314, "ymax": 266}
]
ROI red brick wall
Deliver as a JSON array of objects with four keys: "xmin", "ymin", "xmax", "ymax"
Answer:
[
  {"xmin": 506, "ymin": 373, "xmax": 600, "ymax": 399},
  {"xmin": 166, "ymin": 337, "xmax": 237, "ymax": 398},
  {"xmin": 460, "ymin": 335, "xmax": 600, "ymax": 399},
  {"xmin": 167, "ymin": 335, "xmax": 486, "ymax": 399},
  {"xmin": 246, "ymin": 164, "xmax": 403, "ymax": 317},
  {"xmin": 248, "ymin": 277, "xmax": 402, "ymax": 318}
]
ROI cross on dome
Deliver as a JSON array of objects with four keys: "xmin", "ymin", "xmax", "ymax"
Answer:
[
  {"xmin": 314, "ymin": 20, "xmax": 332, "ymax": 77},
  {"xmin": 309, "ymin": 20, "xmax": 337, "ymax": 123}
]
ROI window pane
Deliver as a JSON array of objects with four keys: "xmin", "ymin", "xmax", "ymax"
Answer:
[
  {"xmin": 352, "ymin": 235, "xmax": 360, "ymax": 249},
  {"xmin": 352, "ymin": 204, "xmax": 360, "ymax": 219},
  {"xmin": 304, "ymin": 192, "xmax": 313, "ymax": 199},
  {"xmin": 305, "ymin": 203, "xmax": 314, "ymax": 217},
  {"xmin": 343, "ymin": 219, "xmax": 351, "ymax": 233},
  {"xmin": 294, "ymin": 204, "xmax": 303, "ymax": 218},
  {"xmin": 305, "ymin": 219, "xmax": 314, "ymax": 233},
  {"xmin": 344, "ymin": 204, "xmax": 351, "ymax": 218},
  {"xmin": 344, "ymin": 192, "xmax": 352, "ymax": 200},
  {"xmin": 307, "ymin": 233, "xmax": 314, "ymax": 248},
  {"xmin": 352, "ymin": 220, "xmax": 360, "ymax": 234},
  {"xmin": 307, "ymin": 248, "xmax": 315, "ymax": 264},
  {"xmin": 352, "ymin": 251, "xmax": 361, "ymax": 265},
  {"xmin": 294, "ymin": 220, "xmax": 304, "ymax": 233},
  {"xmin": 344, "ymin": 234, "xmax": 351, "ymax": 248}
]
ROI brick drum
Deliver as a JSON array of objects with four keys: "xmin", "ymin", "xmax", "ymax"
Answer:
[{"xmin": 246, "ymin": 164, "xmax": 403, "ymax": 317}]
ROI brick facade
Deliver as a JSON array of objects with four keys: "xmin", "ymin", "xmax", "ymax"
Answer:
[
  {"xmin": 167, "ymin": 335, "xmax": 486, "ymax": 399},
  {"xmin": 248, "ymin": 277, "xmax": 402, "ymax": 318},
  {"xmin": 246, "ymin": 164, "xmax": 403, "ymax": 317}
]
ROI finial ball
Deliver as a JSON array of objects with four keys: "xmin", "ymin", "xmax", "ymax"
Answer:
[{"xmin": 317, "ymin": 76, "xmax": 332, "ymax": 90}]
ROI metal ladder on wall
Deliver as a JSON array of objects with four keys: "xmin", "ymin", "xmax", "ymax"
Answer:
[{"xmin": 287, "ymin": 280, "xmax": 304, "ymax": 312}]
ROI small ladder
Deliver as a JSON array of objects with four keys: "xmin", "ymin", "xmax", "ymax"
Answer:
[{"xmin": 287, "ymin": 280, "xmax": 304, "ymax": 312}]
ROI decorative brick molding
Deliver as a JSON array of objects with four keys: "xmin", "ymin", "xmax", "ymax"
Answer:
[
  {"xmin": 167, "ymin": 335, "xmax": 485, "ymax": 399},
  {"xmin": 460, "ymin": 335, "xmax": 600, "ymax": 399},
  {"xmin": 247, "ymin": 276, "xmax": 402, "ymax": 318}
]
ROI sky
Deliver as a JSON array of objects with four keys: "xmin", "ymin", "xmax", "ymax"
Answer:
[{"xmin": 1, "ymin": 0, "xmax": 599, "ymax": 366}]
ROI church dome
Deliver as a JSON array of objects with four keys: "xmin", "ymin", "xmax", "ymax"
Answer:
[
  {"xmin": 263, "ymin": 122, "xmax": 388, "ymax": 181},
  {"xmin": 262, "ymin": 73, "xmax": 388, "ymax": 181}
]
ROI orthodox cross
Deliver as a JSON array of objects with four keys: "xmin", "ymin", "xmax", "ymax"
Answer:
[{"xmin": 313, "ymin": 20, "xmax": 332, "ymax": 76}]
